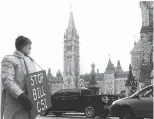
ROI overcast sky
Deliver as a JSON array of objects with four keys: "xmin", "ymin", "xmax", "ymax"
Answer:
[{"xmin": 0, "ymin": 0, "xmax": 142, "ymax": 76}]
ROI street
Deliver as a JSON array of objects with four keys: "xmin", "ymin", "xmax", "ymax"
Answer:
[
  {"xmin": 37, "ymin": 115, "xmax": 152, "ymax": 119},
  {"xmin": 36, "ymin": 113, "xmax": 119, "ymax": 119},
  {"xmin": 37, "ymin": 116, "xmax": 118, "ymax": 119}
]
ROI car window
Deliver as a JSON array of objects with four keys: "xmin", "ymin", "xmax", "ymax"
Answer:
[
  {"xmin": 54, "ymin": 91, "xmax": 61, "ymax": 97},
  {"xmin": 139, "ymin": 86, "xmax": 153, "ymax": 97},
  {"xmin": 83, "ymin": 89, "xmax": 92, "ymax": 95},
  {"xmin": 144, "ymin": 88, "xmax": 153, "ymax": 97},
  {"xmin": 61, "ymin": 92, "xmax": 69, "ymax": 96},
  {"xmin": 68, "ymin": 91, "xmax": 77, "ymax": 96},
  {"xmin": 54, "ymin": 90, "xmax": 69, "ymax": 97}
]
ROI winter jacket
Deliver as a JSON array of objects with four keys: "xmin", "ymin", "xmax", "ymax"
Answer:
[{"xmin": 1, "ymin": 50, "xmax": 38, "ymax": 119}]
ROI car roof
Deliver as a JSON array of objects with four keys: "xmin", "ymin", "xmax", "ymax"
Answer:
[{"xmin": 58, "ymin": 87, "xmax": 90, "ymax": 93}]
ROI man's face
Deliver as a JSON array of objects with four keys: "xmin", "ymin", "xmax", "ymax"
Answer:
[{"xmin": 21, "ymin": 43, "xmax": 32, "ymax": 56}]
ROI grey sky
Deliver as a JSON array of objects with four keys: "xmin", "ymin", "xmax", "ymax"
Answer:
[{"xmin": 0, "ymin": 0, "xmax": 142, "ymax": 75}]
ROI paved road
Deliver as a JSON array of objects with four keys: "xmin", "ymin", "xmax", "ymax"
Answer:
[
  {"xmin": 36, "ymin": 113, "xmax": 152, "ymax": 119},
  {"xmin": 36, "ymin": 114, "xmax": 119, "ymax": 119}
]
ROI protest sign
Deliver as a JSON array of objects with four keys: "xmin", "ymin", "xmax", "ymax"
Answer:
[{"xmin": 26, "ymin": 70, "xmax": 52, "ymax": 118}]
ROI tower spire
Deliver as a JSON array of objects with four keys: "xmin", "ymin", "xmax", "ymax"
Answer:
[
  {"xmin": 63, "ymin": 8, "xmax": 80, "ymax": 88},
  {"xmin": 67, "ymin": 6, "xmax": 76, "ymax": 31},
  {"xmin": 134, "ymin": 34, "xmax": 136, "ymax": 46},
  {"xmin": 69, "ymin": 4, "xmax": 72, "ymax": 12},
  {"xmin": 116, "ymin": 60, "xmax": 123, "ymax": 72},
  {"xmin": 106, "ymin": 55, "xmax": 114, "ymax": 72}
]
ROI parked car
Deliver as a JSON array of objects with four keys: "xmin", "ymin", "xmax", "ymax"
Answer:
[
  {"xmin": 109, "ymin": 84, "xmax": 153, "ymax": 119},
  {"xmin": 42, "ymin": 88, "xmax": 118, "ymax": 118}
]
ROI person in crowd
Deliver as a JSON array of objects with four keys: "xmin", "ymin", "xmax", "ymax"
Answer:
[{"xmin": 1, "ymin": 35, "xmax": 37, "ymax": 119}]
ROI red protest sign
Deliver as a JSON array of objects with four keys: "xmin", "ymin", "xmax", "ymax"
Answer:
[{"xmin": 26, "ymin": 70, "xmax": 52, "ymax": 118}]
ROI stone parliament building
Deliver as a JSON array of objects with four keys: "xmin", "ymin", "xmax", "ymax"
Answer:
[
  {"xmin": 47, "ymin": 1, "xmax": 153, "ymax": 95},
  {"xmin": 131, "ymin": 1, "xmax": 153, "ymax": 90}
]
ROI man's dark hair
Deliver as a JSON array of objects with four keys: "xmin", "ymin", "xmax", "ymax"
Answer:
[{"xmin": 15, "ymin": 35, "xmax": 32, "ymax": 50}]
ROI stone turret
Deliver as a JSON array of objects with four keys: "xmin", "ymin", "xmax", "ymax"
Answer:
[
  {"xmin": 47, "ymin": 68, "xmax": 53, "ymax": 81},
  {"xmin": 125, "ymin": 64, "xmax": 138, "ymax": 96},
  {"xmin": 87, "ymin": 63, "xmax": 99, "ymax": 94},
  {"xmin": 105, "ymin": 57, "xmax": 115, "ymax": 73},
  {"xmin": 130, "ymin": 39, "xmax": 142, "ymax": 90},
  {"xmin": 116, "ymin": 60, "xmax": 123, "ymax": 72}
]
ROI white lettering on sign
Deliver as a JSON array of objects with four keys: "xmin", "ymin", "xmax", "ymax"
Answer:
[
  {"xmin": 44, "ymin": 98, "xmax": 48, "ymax": 109},
  {"xmin": 30, "ymin": 76, "xmax": 34, "ymax": 86},
  {"xmin": 37, "ymin": 98, "xmax": 48, "ymax": 112},
  {"xmin": 41, "ymin": 99, "xmax": 45, "ymax": 110},
  {"xmin": 28, "ymin": 71, "xmax": 50, "ymax": 116},
  {"xmin": 32, "ymin": 86, "xmax": 46, "ymax": 100},
  {"xmin": 37, "ymin": 101, "xmax": 41, "ymax": 112},
  {"xmin": 39, "ymin": 73, "xmax": 43, "ymax": 83},
  {"xmin": 33, "ymin": 88, "xmax": 37, "ymax": 100},
  {"xmin": 30, "ymin": 73, "xmax": 44, "ymax": 86}
]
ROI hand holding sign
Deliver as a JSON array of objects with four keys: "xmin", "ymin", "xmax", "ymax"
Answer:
[
  {"xmin": 18, "ymin": 93, "xmax": 33, "ymax": 110},
  {"xmin": 26, "ymin": 70, "xmax": 52, "ymax": 118}
]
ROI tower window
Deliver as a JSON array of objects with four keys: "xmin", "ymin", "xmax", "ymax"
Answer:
[
  {"xmin": 67, "ymin": 45, "xmax": 72, "ymax": 51},
  {"xmin": 67, "ymin": 46, "xmax": 69, "ymax": 51},
  {"xmin": 70, "ymin": 46, "xmax": 72, "ymax": 51}
]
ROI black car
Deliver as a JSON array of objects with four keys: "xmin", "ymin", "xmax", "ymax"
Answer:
[
  {"xmin": 109, "ymin": 84, "xmax": 153, "ymax": 119},
  {"xmin": 42, "ymin": 88, "xmax": 118, "ymax": 118}
]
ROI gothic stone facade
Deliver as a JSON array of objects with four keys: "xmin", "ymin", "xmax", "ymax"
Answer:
[
  {"xmin": 131, "ymin": 1, "xmax": 153, "ymax": 90},
  {"xmin": 81, "ymin": 59, "xmax": 128, "ymax": 96},
  {"xmin": 63, "ymin": 11, "xmax": 80, "ymax": 88}
]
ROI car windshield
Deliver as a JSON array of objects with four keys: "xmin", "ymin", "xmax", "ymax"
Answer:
[
  {"xmin": 131, "ymin": 85, "xmax": 153, "ymax": 98},
  {"xmin": 82, "ymin": 89, "xmax": 92, "ymax": 95}
]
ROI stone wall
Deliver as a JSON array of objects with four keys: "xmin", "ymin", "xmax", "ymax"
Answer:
[{"xmin": 140, "ymin": 2, "xmax": 153, "ymax": 86}]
